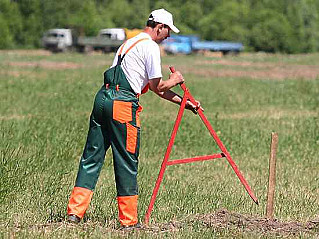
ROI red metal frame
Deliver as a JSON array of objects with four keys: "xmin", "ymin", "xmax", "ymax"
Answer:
[{"xmin": 144, "ymin": 66, "xmax": 258, "ymax": 224}]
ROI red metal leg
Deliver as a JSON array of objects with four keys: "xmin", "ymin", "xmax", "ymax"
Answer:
[
  {"xmin": 167, "ymin": 153, "xmax": 224, "ymax": 166},
  {"xmin": 144, "ymin": 92, "xmax": 188, "ymax": 224},
  {"xmin": 197, "ymin": 109, "xmax": 258, "ymax": 204}
]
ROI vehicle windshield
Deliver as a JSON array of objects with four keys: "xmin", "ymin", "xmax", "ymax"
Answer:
[
  {"xmin": 99, "ymin": 33, "xmax": 112, "ymax": 39},
  {"xmin": 46, "ymin": 33, "xmax": 65, "ymax": 38}
]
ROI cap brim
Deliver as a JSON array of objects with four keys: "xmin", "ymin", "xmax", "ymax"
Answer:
[{"xmin": 169, "ymin": 24, "xmax": 180, "ymax": 33}]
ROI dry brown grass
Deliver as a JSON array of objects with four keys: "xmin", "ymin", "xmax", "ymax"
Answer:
[
  {"xmin": 164, "ymin": 57, "xmax": 319, "ymax": 80},
  {"xmin": 0, "ymin": 49, "xmax": 52, "ymax": 56},
  {"xmin": 7, "ymin": 61, "xmax": 82, "ymax": 69},
  {"xmin": 7, "ymin": 209, "xmax": 318, "ymax": 237}
]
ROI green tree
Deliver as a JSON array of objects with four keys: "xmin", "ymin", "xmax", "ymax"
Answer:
[
  {"xmin": 0, "ymin": 0, "xmax": 22, "ymax": 47},
  {"xmin": 153, "ymin": 1, "xmax": 189, "ymax": 33},
  {"xmin": 178, "ymin": 1, "xmax": 203, "ymax": 34},
  {"xmin": 66, "ymin": 0, "xmax": 101, "ymax": 36},
  {"xmin": 0, "ymin": 14, "xmax": 13, "ymax": 48},
  {"xmin": 0, "ymin": 0, "xmax": 319, "ymax": 52},
  {"xmin": 95, "ymin": 0, "xmax": 115, "ymax": 30},
  {"xmin": 127, "ymin": 0, "xmax": 150, "ymax": 28},
  {"xmin": 299, "ymin": 0, "xmax": 319, "ymax": 52},
  {"xmin": 199, "ymin": 1, "xmax": 250, "ymax": 44},
  {"xmin": 40, "ymin": 0, "xmax": 72, "ymax": 29},
  {"xmin": 285, "ymin": 0, "xmax": 319, "ymax": 53},
  {"xmin": 107, "ymin": 0, "xmax": 132, "ymax": 28},
  {"xmin": 250, "ymin": 9, "xmax": 294, "ymax": 53},
  {"xmin": 17, "ymin": 0, "xmax": 43, "ymax": 47},
  {"xmin": 286, "ymin": 2, "xmax": 306, "ymax": 53},
  {"xmin": 201, "ymin": 0, "xmax": 223, "ymax": 14}
]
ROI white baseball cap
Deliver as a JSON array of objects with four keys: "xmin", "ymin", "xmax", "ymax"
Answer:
[{"xmin": 148, "ymin": 9, "xmax": 180, "ymax": 33}]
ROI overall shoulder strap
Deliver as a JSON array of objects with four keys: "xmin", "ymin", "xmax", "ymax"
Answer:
[{"xmin": 117, "ymin": 38, "xmax": 149, "ymax": 65}]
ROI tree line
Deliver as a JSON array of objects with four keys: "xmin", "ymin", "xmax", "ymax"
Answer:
[{"xmin": 1, "ymin": 0, "xmax": 319, "ymax": 53}]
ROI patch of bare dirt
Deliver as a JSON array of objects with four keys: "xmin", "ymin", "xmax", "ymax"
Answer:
[
  {"xmin": 189, "ymin": 209, "xmax": 319, "ymax": 236},
  {"xmin": 0, "ymin": 70, "xmax": 47, "ymax": 78},
  {"xmin": 213, "ymin": 109, "xmax": 318, "ymax": 120},
  {"xmin": 201, "ymin": 59, "xmax": 267, "ymax": 67},
  {"xmin": 164, "ymin": 59, "xmax": 319, "ymax": 80},
  {"xmin": 0, "ymin": 114, "xmax": 30, "ymax": 120},
  {"xmin": 7, "ymin": 61, "xmax": 82, "ymax": 69},
  {"xmin": 139, "ymin": 209, "xmax": 319, "ymax": 236},
  {"xmin": 0, "ymin": 50, "xmax": 52, "ymax": 56},
  {"xmin": 182, "ymin": 66, "xmax": 319, "ymax": 80},
  {"xmin": 0, "ymin": 70, "xmax": 24, "ymax": 77}
]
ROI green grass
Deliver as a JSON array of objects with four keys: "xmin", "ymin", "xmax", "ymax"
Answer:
[{"xmin": 0, "ymin": 51, "xmax": 318, "ymax": 238}]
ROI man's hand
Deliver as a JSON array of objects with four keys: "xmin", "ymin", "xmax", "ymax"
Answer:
[
  {"xmin": 149, "ymin": 71, "xmax": 184, "ymax": 93},
  {"xmin": 169, "ymin": 71, "xmax": 184, "ymax": 86},
  {"xmin": 185, "ymin": 99, "xmax": 203, "ymax": 114}
]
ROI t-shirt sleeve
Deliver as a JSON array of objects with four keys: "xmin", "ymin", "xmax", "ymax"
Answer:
[{"xmin": 145, "ymin": 43, "xmax": 162, "ymax": 79}]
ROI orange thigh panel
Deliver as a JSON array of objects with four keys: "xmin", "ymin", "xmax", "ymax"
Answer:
[
  {"xmin": 126, "ymin": 123, "xmax": 138, "ymax": 154},
  {"xmin": 113, "ymin": 101, "xmax": 132, "ymax": 123}
]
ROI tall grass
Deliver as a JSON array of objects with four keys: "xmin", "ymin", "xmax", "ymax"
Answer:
[{"xmin": 0, "ymin": 51, "xmax": 318, "ymax": 238}]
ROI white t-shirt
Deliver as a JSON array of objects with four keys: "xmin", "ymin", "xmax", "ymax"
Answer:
[{"xmin": 111, "ymin": 32, "xmax": 162, "ymax": 94}]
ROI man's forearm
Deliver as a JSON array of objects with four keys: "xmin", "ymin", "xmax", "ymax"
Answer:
[
  {"xmin": 156, "ymin": 78, "xmax": 179, "ymax": 92},
  {"xmin": 155, "ymin": 89, "xmax": 200, "ymax": 114},
  {"xmin": 156, "ymin": 90, "xmax": 182, "ymax": 105}
]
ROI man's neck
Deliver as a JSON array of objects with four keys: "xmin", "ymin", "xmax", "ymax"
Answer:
[{"xmin": 143, "ymin": 27, "xmax": 157, "ymax": 42}]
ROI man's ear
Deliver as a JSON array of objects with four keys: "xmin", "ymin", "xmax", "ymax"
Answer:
[{"xmin": 157, "ymin": 24, "xmax": 164, "ymax": 31}]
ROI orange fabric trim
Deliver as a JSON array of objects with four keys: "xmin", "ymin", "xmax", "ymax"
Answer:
[
  {"xmin": 126, "ymin": 123, "xmax": 138, "ymax": 154},
  {"xmin": 118, "ymin": 41, "xmax": 127, "ymax": 55},
  {"xmin": 123, "ymin": 38, "xmax": 148, "ymax": 55},
  {"xmin": 136, "ymin": 105, "xmax": 143, "ymax": 128},
  {"xmin": 117, "ymin": 195, "xmax": 138, "ymax": 226},
  {"xmin": 113, "ymin": 101, "xmax": 132, "ymax": 123},
  {"xmin": 67, "ymin": 187, "xmax": 93, "ymax": 218}
]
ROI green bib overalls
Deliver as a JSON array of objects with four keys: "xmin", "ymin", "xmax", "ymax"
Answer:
[{"xmin": 67, "ymin": 38, "xmax": 148, "ymax": 226}]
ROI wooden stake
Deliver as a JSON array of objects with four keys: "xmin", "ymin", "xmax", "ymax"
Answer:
[{"xmin": 266, "ymin": 132, "xmax": 278, "ymax": 219}]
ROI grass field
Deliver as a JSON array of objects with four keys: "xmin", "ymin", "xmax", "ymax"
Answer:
[{"xmin": 0, "ymin": 50, "xmax": 318, "ymax": 238}]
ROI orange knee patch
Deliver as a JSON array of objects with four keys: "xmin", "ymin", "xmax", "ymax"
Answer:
[
  {"xmin": 117, "ymin": 195, "xmax": 138, "ymax": 226},
  {"xmin": 126, "ymin": 123, "xmax": 138, "ymax": 154},
  {"xmin": 113, "ymin": 101, "xmax": 132, "ymax": 123},
  {"xmin": 67, "ymin": 187, "xmax": 93, "ymax": 218}
]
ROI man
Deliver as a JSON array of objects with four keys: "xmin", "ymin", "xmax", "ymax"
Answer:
[{"xmin": 66, "ymin": 8, "xmax": 200, "ymax": 228}]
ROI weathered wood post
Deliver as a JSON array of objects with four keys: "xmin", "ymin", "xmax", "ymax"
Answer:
[{"xmin": 266, "ymin": 132, "xmax": 278, "ymax": 219}]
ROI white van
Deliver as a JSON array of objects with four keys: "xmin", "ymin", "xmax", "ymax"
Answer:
[{"xmin": 42, "ymin": 29, "xmax": 73, "ymax": 52}]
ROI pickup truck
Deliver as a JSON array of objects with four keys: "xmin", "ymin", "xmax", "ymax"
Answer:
[
  {"xmin": 77, "ymin": 28, "xmax": 125, "ymax": 53},
  {"xmin": 162, "ymin": 35, "xmax": 244, "ymax": 55},
  {"xmin": 42, "ymin": 28, "xmax": 141, "ymax": 53}
]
